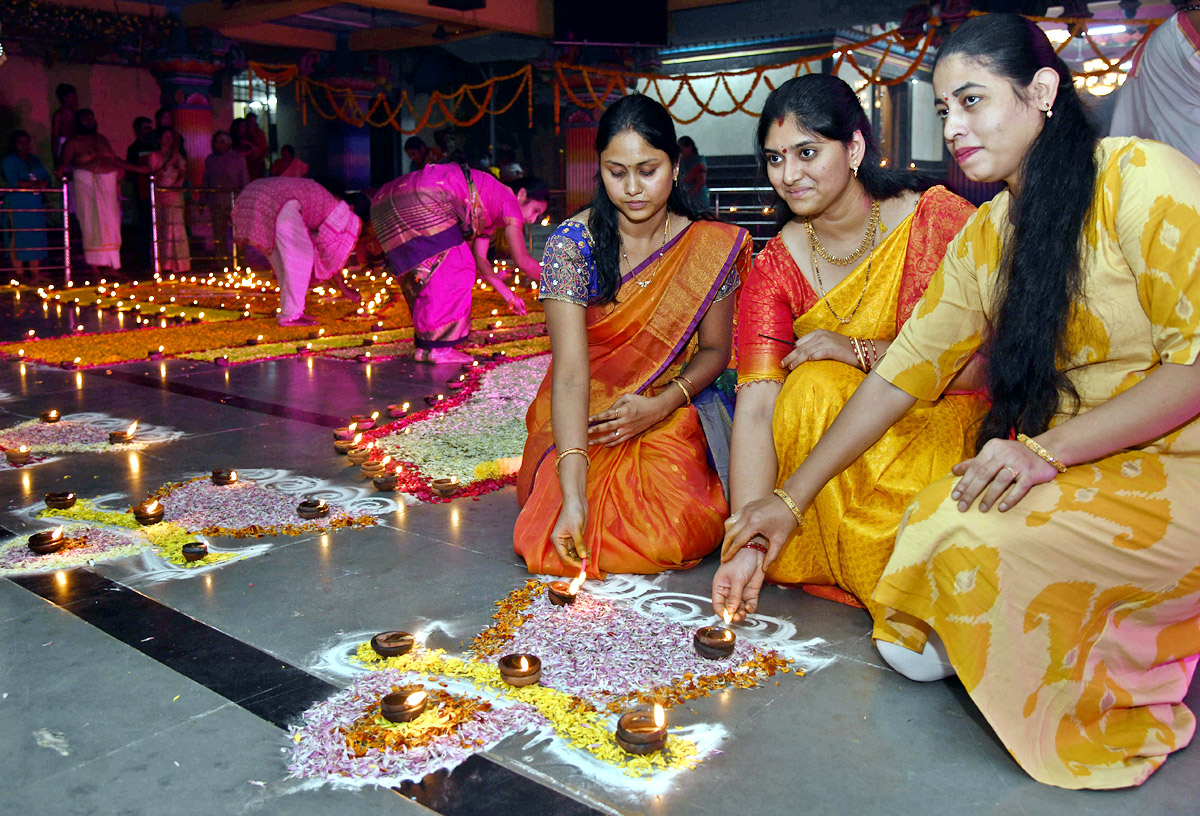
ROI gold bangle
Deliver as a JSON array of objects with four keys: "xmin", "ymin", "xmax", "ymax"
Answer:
[
  {"xmin": 773, "ymin": 488, "xmax": 806, "ymax": 528},
  {"xmin": 850, "ymin": 337, "xmax": 866, "ymax": 371},
  {"xmin": 1016, "ymin": 433, "xmax": 1067, "ymax": 473},
  {"xmin": 676, "ymin": 374, "xmax": 697, "ymax": 398},
  {"xmin": 554, "ymin": 447, "xmax": 590, "ymax": 475},
  {"xmin": 669, "ymin": 378, "xmax": 691, "ymax": 407}
]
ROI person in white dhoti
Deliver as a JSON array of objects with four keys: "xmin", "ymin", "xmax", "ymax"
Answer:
[
  {"xmin": 1109, "ymin": 4, "xmax": 1200, "ymax": 164},
  {"xmin": 231, "ymin": 178, "xmax": 363, "ymax": 326},
  {"xmin": 58, "ymin": 109, "xmax": 147, "ymax": 272}
]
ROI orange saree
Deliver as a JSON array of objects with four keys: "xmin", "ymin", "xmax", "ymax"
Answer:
[{"xmin": 515, "ymin": 219, "xmax": 752, "ymax": 578}]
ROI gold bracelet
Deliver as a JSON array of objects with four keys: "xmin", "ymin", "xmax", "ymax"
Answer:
[
  {"xmin": 676, "ymin": 374, "xmax": 697, "ymax": 398},
  {"xmin": 850, "ymin": 337, "xmax": 866, "ymax": 371},
  {"xmin": 773, "ymin": 488, "xmax": 806, "ymax": 528},
  {"xmin": 866, "ymin": 338, "xmax": 878, "ymax": 371},
  {"xmin": 554, "ymin": 447, "xmax": 590, "ymax": 475},
  {"xmin": 1016, "ymin": 433, "xmax": 1067, "ymax": 473},
  {"xmin": 669, "ymin": 378, "xmax": 691, "ymax": 407}
]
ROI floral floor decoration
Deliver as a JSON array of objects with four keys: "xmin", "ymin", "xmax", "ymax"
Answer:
[
  {"xmin": 0, "ymin": 413, "xmax": 183, "ymax": 470},
  {"xmin": 289, "ymin": 580, "xmax": 798, "ymax": 785},
  {"xmin": 358, "ymin": 354, "xmax": 549, "ymax": 501},
  {"xmin": 0, "ymin": 271, "xmax": 542, "ymax": 368}
]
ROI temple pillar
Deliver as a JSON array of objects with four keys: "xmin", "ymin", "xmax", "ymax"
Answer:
[{"xmin": 150, "ymin": 57, "xmax": 225, "ymax": 185}]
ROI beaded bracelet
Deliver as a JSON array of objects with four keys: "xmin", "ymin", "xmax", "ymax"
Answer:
[
  {"xmin": 1016, "ymin": 434, "xmax": 1067, "ymax": 473},
  {"xmin": 555, "ymin": 447, "xmax": 590, "ymax": 474},
  {"xmin": 773, "ymin": 488, "xmax": 806, "ymax": 528}
]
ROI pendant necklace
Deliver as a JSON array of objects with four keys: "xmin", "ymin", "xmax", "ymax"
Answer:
[
  {"xmin": 620, "ymin": 212, "xmax": 671, "ymax": 289},
  {"xmin": 807, "ymin": 200, "xmax": 879, "ymax": 325}
]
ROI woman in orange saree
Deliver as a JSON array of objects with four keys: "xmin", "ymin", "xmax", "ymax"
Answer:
[
  {"xmin": 515, "ymin": 95, "xmax": 751, "ymax": 578},
  {"xmin": 712, "ymin": 74, "xmax": 986, "ymax": 626}
]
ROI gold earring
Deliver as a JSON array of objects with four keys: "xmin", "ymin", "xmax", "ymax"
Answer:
[
  {"xmin": 1045, "ymin": 108, "xmax": 1053, "ymax": 119},
  {"xmin": 851, "ymin": 164, "xmax": 859, "ymax": 178}
]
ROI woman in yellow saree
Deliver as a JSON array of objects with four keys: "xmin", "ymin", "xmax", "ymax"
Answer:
[
  {"xmin": 723, "ymin": 14, "xmax": 1200, "ymax": 788},
  {"xmin": 712, "ymin": 74, "xmax": 985, "ymax": 625},
  {"xmin": 515, "ymin": 94, "xmax": 751, "ymax": 578}
]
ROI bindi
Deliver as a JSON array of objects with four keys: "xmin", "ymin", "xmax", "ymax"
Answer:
[{"xmin": 780, "ymin": 148, "xmax": 787, "ymax": 154}]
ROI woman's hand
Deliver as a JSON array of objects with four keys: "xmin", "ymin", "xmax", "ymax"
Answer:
[
  {"xmin": 712, "ymin": 546, "xmax": 766, "ymax": 622},
  {"xmin": 782, "ymin": 329, "xmax": 861, "ymax": 370},
  {"xmin": 949, "ymin": 438, "xmax": 1058, "ymax": 513},
  {"xmin": 549, "ymin": 497, "xmax": 588, "ymax": 569},
  {"xmin": 503, "ymin": 288, "xmax": 528, "ymax": 316},
  {"xmin": 720, "ymin": 492, "xmax": 800, "ymax": 570},
  {"xmin": 588, "ymin": 393, "xmax": 666, "ymax": 447}
]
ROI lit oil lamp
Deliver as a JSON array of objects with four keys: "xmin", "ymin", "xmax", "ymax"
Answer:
[
  {"xmin": 380, "ymin": 688, "xmax": 427, "ymax": 723},
  {"xmin": 148, "ymin": 345, "xmax": 165, "ymax": 360},
  {"xmin": 373, "ymin": 472, "xmax": 399, "ymax": 491},
  {"xmin": 211, "ymin": 469, "xmax": 238, "ymax": 486},
  {"xmin": 61, "ymin": 357, "xmax": 81, "ymax": 370},
  {"xmin": 132, "ymin": 499, "xmax": 164, "ymax": 526},
  {"xmin": 424, "ymin": 393, "xmax": 445, "ymax": 406},
  {"xmin": 430, "ymin": 476, "xmax": 459, "ymax": 498},
  {"xmin": 694, "ymin": 609, "xmax": 737, "ymax": 660},
  {"xmin": 297, "ymin": 343, "xmax": 313, "ymax": 355},
  {"xmin": 447, "ymin": 374, "xmax": 466, "ymax": 391},
  {"xmin": 346, "ymin": 445, "xmax": 373, "ymax": 465},
  {"xmin": 355, "ymin": 351, "xmax": 373, "ymax": 363},
  {"xmin": 181, "ymin": 542, "xmax": 208, "ymax": 562},
  {"xmin": 361, "ymin": 336, "xmax": 375, "ymax": 347},
  {"xmin": 297, "ymin": 497, "xmax": 329, "ymax": 519},
  {"xmin": 333, "ymin": 423, "xmax": 359, "ymax": 441},
  {"xmin": 498, "ymin": 654, "xmax": 542, "ymax": 687},
  {"xmin": 108, "ymin": 421, "xmax": 138, "ymax": 444},
  {"xmin": 39, "ymin": 409, "xmax": 60, "ymax": 423},
  {"xmin": 5, "ymin": 445, "xmax": 32, "ymax": 466},
  {"xmin": 333, "ymin": 432, "xmax": 363, "ymax": 455},
  {"xmin": 28, "ymin": 526, "xmax": 66, "ymax": 555},
  {"xmin": 547, "ymin": 568, "xmax": 586, "ymax": 606},
  {"xmin": 360, "ymin": 455, "xmax": 390, "ymax": 480},
  {"xmin": 350, "ymin": 412, "xmax": 379, "ymax": 431},
  {"xmin": 245, "ymin": 334, "xmax": 263, "ymax": 346},
  {"xmin": 615, "ymin": 703, "xmax": 667, "ymax": 755},
  {"xmin": 45, "ymin": 491, "xmax": 77, "ymax": 510},
  {"xmin": 371, "ymin": 630, "xmax": 415, "ymax": 657},
  {"xmin": 214, "ymin": 355, "xmax": 231, "ymax": 367},
  {"xmin": 387, "ymin": 402, "xmax": 410, "ymax": 418}
]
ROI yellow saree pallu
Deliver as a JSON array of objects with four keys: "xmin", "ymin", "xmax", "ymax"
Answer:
[
  {"xmin": 515, "ymin": 221, "xmax": 750, "ymax": 578},
  {"xmin": 767, "ymin": 208, "xmax": 987, "ymax": 627}
]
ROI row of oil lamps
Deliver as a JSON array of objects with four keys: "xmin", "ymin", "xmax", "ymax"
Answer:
[
  {"xmin": 4, "ymin": 410, "xmax": 138, "ymax": 466},
  {"xmin": 366, "ymin": 578, "xmax": 738, "ymax": 755}
]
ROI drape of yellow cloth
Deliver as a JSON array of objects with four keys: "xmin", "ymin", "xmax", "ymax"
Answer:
[
  {"xmin": 767, "ymin": 210, "xmax": 988, "ymax": 629},
  {"xmin": 872, "ymin": 138, "xmax": 1200, "ymax": 789},
  {"xmin": 515, "ymin": 220, "xmax": 751, "ymax": 578}
]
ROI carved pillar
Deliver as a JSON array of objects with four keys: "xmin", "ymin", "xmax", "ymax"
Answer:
[{"xmin": 150, "ymin": 56, "xmax": 225, "ymax": 185}]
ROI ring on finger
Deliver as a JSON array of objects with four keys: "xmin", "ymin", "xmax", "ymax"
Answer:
[{"xmin": 1001, "ymin": 465, "xmax": 1018, "ymax": 481}]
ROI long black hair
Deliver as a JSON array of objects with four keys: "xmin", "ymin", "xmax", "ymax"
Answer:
[
  {"xmin": 757, "ymin": 73, "xmax": 933, "ymax": 233},
  {"xmin": 586, "ymin": 94, "xmax": 713, "ymax": 304},
  {"xmin": 937, "ymin": 13, "xmax": 1097, "ymax": 450}
]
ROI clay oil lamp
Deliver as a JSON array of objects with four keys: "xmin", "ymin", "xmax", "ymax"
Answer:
[
  {"xmin": 547, "ymin": 569, "xmax": 586, "ymax": 607},
  {"xmin": 694, "ymin": 609, "xmax": 737, "ymax": 660},
  {"xmin": 214, "ymin": 355, "xmax": 231, "ymax": 367},
  {"xmin": 148, "ymin": 345, "xmax": 165, "ymax": 360},
  {"xmin": 430, "ymin": 476, "xmax": 459, "ymax": 498},
  {"xmin": 380, "ymin": 688, "xmax": 427, "ymax": 724},
  {"xmin": 132, "ymin": 499, "xmax": 165, "ymax": 526},
  {"xmin": 371, "ymin": 630, "xmax": 415, "ymax": 657},
  {"xmin": 423, "ymin": 393, "xmax": 445, "ymax": 406},
  {"xmin": 28, "ymin": 526, "xmax": 65, "ymax": 555},
  {"xmin": 39, "ymin": 409, "xmax": 60, "ymax": 423},
  {"xmin": 360, "ymin": 455, "xmax": 390, "ymax": 480},
  {"xmin": 108, "ymin": 421, "xmax": 138, "ymax": 445},
  {"xmin": 307, "ymin": 328, "xmax": 326, "ymax": 340},
  {"xmin": 333, "ymin": 431, "xmax": 363, "ymax": 455},
  {"xmin": 245, "ymin": 334, "xmax": 263, "ymax": 347},
  {"xmin": 297, "ymin": 343, "xmax": 314, "ymax": 355},
  {"xmin": 297, "ymin": 497, "xmax": 329, "ymax": 519},
  {"xmin": 346, "ymin": 445, "xmax": 373, "ymax": 465},
  {"xmin": 5, "ymin": 445, "xmax": 32, "ymax": 466},
  {"xmin": 355, "ymin": 351, "xmax": 373, "ymax": 363},
  {"xmin": 44, "ymin": 491, "xmax": 77, "ymax": 510},
  {"xmin": 211, "ymin": 469, "xmax": 238, "ymax": 486},
  {"xmin": 373, "ymin": 472, "xmax": 399, "ymax": 492},
  {"xmin": 498, "ymin": 654, "xmax": 542, "ymax": 687},
  {"xmin": 181, "ymin": 542, "xmax": 208, "ymax": 562},
  {"xmin": 361, "ymin": 335, "xmax": 376, "ymax": 347},
  {"xmin": 387, "ymin": 401, "xmax": 411, "ymax": 418},
  {"xmin": 447, "ymin": 374, "xmax": 466, "ymax": 391},
  {"xmin": 350, "ymin": 411, "xmax": 379, "ymax": 431},
  {"xmin": 615, "ymin": 704, "xmax": 667, "ymax": 755},
  {"xmin": 333, "ymin": 422, "xmax": 359, "ymax": 442},
  {"xmin": 61, "ymin": 357, "xmax": 81, "ymax": 370}
]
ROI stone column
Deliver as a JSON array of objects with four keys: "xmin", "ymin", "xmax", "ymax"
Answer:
[{"xmin": 150, "ymin": 57, "xmax": 225, "ymax": 185}]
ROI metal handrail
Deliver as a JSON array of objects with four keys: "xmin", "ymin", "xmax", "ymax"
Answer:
[
  {"xmin": 149, "ymin": 181, "xmax": 240, "ymax": 277},
  {"xmin": 0, "ymin": 183, "xmax": 70, "ymax": 281}
]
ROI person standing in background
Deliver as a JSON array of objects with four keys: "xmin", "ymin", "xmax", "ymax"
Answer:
[
  {"xmin": 125, "ymin": 116, "xmax": 156, "ymax": 264},
  {"xmin": 677, "ymin": 136, "xmax": 711, "ymax": 214},
  {"xmin": 3, "ymin": 131, "xmax": 53, "ymax": 283},
  {"xmin": 50, "ymin": 84, "xmax": 79, "ymax": 162},
  {"xmin": 201, "ymin": 130, "xmax": 249, "ymax": 264}
]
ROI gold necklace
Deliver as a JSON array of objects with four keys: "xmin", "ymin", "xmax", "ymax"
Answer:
[
  {"xmin": 809, "ymin": 204, "xmax": 877, "ymax": 325},
  {"xmin": 621, "ymin": 212, "xmax": 671, "ymax": 289},
  {"xmin": 803, "ymin": 200, "xmax": 881, "ymax": 266}
]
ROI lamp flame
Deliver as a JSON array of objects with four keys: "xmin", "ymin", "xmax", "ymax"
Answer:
[
  {"xmin": 52, "ymin": 526, "xmax": 64, "ymax": 538},
  {"xmin": 653, "ymin": 703, "xmax": 665, "ymax": 728},
  {"xmin": 567, "ymin": 568, "xmax": 586, "ymax": 595},
  {"xmin": 352, "ymin": 433, "xmax": 363, "ymax": 445},
  {"xmin": 126, "ymin": 421, "xmax": 138, "ymax": 436},
  {"xmin": 381, "ymin": 455, "xmax": 391, "ymax": 466},
  {"xmin": 370, "ymin": 411, "xmax": 379, "ymax": 420},
  {"xmin": 518, "ymin": 655, "xmax": 529, "ymax": 672},
  {"xmin": 348, "ymin": 422, "xmax": 357, "ymax": 432},
  {"xmin": 144, "ymin": 500, "xmax": 160, "ymax": 513},
  {"xmin": 722, "ymin": 608, "xmax": 733, "ymax": 626},
  {"xmin": 405, "ymin": 691, "xmax": 427, "ymax": 707}
]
